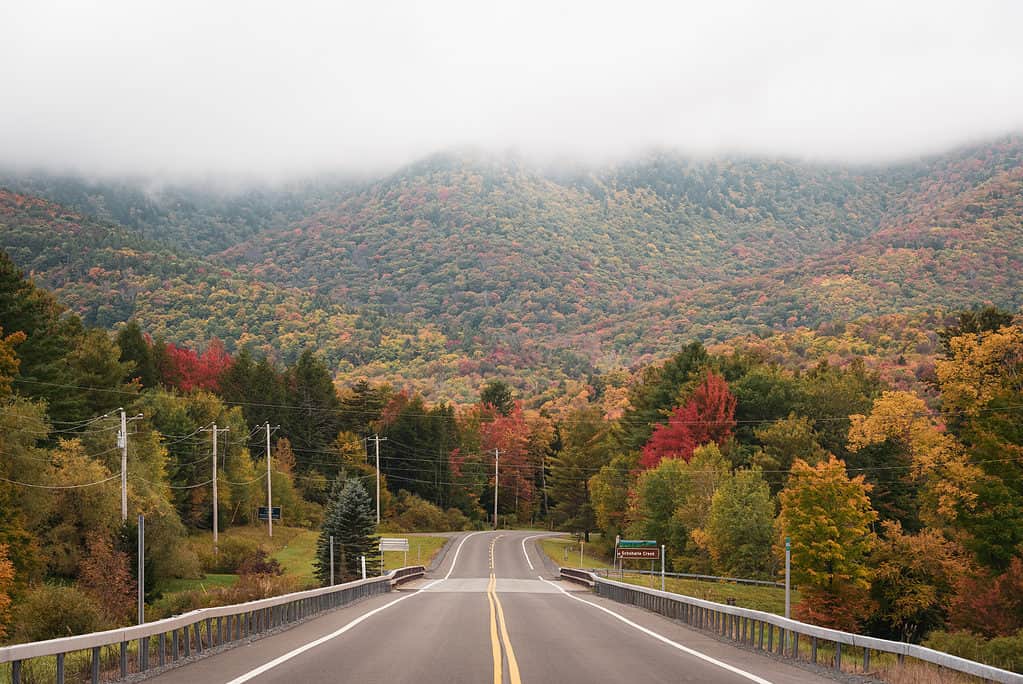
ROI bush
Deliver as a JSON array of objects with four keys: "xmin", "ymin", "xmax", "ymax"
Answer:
[
  {"xmin": 384, "ymin": 491, "xmax": 470, "ymax": 532},
  {"xmin": 12, "ymin": 585, "xmax": 107, "ymax": 643},
  {"xmin": 444, "ymin": 507, "xmax": 471, "ymax": 531},
  {"xmin": 924, "ymin": 630, "xmax": 1023, "ymax": 673},
  {"xmin": 194, "ymin": 536, "xmax": 262, "ymax": 574},
  {"xmin": 237, "ymin": 548, "xmax": 283, "ymax": 577}
]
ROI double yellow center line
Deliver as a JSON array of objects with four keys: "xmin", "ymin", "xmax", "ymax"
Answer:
[{"xmin": 487, "ymin": 536, "xmax": 521, "ymax": 684}]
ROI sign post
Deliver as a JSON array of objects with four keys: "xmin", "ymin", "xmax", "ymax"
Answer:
[
  {"xmin": 785, "ymin": 537, "xmax": 791, "ymax": 619},
  {"xmin": 380, "ymin": 537, "xmax": 410, "ymax": 570},
  {"xmin": 661, "ymin": 544, "xmax": 665, "ymax": 592}
]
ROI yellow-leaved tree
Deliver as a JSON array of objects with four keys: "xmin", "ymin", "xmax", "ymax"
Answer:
[
  {"xmin": 848, "ymin": 391, "xmax": 980, "ymax": 527},
  {"xmin": 778, "ymin": 456, "xmax": 877, "ymax": 631}
]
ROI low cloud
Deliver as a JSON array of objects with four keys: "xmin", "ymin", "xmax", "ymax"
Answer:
[{"xmin": 3, "ymin": 0, "xmax": 1022, "ymax": 180}]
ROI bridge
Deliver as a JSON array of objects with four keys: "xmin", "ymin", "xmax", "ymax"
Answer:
[
  {"xmin": 141, "ymin": 531, "xmax": 846, "ymax": 684},
  {"xmin": 3, "ymin": 530, "xmax": 1021, "ymax": 683}
]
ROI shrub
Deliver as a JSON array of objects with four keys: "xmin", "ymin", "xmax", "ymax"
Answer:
[
  {"xmin": 12, "ymin": 585, "xmax": 107, "ymax": 643},
  {"xmin": 444, "ymin": 507, "xmax": 471, "ymax": 531},
  {"xmin": 237, "ymin": 548, "xmax": 283, "ymax": 577},
  {"xmin": 194, "ymin": 536, "xmax": 262, "ymax": 574},
  {"xmin": 924, "ymin": 630, "xmax": 1023, "ymax": 673}
]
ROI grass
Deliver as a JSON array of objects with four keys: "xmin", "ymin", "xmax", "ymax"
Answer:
[
  {"xmin": 272, "ymin": 528, "xmax": 319, "ymax": 582},
  {"xmin": 541, "ymin": 536, "xmax": 612, "ymax": 569},
  {"xmin": 158, "ymin": 573, "xmax": 239, "ymax": 594}
]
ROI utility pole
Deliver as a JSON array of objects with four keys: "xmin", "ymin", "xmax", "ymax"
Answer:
[
  {"xmin": 117, "ymin": 409, "xmax": 143, "ymax": 522},
  {"xmin": 138, "ymin": 514, "xmax": 145, "ymax": 625},
  {"xmin": 370, "ymin": 434, "xmax": 387, "ymax": 524},
  {"xmin": 493, "ymin": 449, "xmax": 503, "ymax": 529},
  {"xmin": 119, "ymin": 409, "xmax": 128, "ymax": 522},
  {"xmin": 201, "ymin": 423, "xmax": 229, "ymax": 554},
  {"xmin": 265, "ymin": 423, "xmax": 273, "ymax": 538}
]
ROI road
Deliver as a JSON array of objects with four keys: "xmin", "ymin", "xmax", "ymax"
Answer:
[{"xmin": 148, "ymin": 531, "xmax": 835, "ymax": 683}]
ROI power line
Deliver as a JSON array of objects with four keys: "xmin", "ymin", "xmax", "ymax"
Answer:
[
  {"xmin": 0, "ymin": 473, "xmax": 120, "ymax": 489},
  {"xmin": 12, "ymin": 376, "xmax": 1023, "ymax": 428}
]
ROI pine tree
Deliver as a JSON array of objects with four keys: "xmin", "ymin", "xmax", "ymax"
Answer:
[{"xmin": 314, "ymin": 478, "xmax": 380, "ymax": 585}]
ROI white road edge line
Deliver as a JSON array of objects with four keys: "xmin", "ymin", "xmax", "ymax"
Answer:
[
  {"xmin": 224, "ymin": 531, "xmax": 485, "ymax": 684},
  {"xmin": 538, "ymin": 576, "xmax": 775, "ymax": 684},
  {"xmin": 520, "ymin": 534, "xmax": 542, "ymax": 570}
]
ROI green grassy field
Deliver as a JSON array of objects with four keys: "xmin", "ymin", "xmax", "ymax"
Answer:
[{"xmin": 538, "ymin": 536, "xmax": 796, "ymax": 615}]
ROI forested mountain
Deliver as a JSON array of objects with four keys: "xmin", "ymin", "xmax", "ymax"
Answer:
[{"xmin": 1, "ymin": 136, "xmax": 1021, "ymax": 400}]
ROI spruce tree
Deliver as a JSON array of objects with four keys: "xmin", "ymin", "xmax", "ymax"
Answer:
[{"xmin": 314, "ymin": 478, "xmax": 381, "ymax": 584}]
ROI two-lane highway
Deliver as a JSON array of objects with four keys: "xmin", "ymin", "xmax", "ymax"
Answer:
[{"xmin": 148, "ymin": 531, "xmax": 835, "ymax": 683}]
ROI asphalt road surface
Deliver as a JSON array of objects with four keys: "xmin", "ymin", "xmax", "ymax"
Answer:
[{"xmin": 148, "ymin": 531, "xmax": 837, "ymax": 683}]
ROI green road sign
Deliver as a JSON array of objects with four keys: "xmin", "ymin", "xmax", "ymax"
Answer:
[{"xmin": 618, "ymin": 539, "xmax": 658, "ymax": 548}]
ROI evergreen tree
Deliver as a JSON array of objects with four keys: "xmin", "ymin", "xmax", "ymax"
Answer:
[
  {"xmin": 480, "ymin": 379, "xmax": 514, "ymax": 416},
  {"xmin": 283, "ymin": 349, "xmax": 342, "ymax": 470},
  {"xmin": 314, "ymin": 478, "xmax": 380, "ymax": 584},
  {"xmin": 338, "ymin": 379, "xmax": 387, "ymax": 435},
  {"xmin": 116, "ymin": 320, "xmax": 157, "ymax": 387}
]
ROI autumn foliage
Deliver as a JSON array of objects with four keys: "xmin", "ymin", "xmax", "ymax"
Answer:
[
  {"xmin": 640, "ymin": 372, "xmax": 736, "ymax": 469},
  {"xmin": 158, "ymin": 339, "xmax": 232, "ymax": 393}
]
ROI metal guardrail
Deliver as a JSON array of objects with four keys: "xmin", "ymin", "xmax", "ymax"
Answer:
[
  {"xmin": 0, "ymin": 566, "xmax": 427, "ymax": 684},
  {"xmin": 561, "ymin": 568, "xmax": 1023, "ymax": 684}
]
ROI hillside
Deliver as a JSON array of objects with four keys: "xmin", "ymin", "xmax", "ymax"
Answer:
[{"xmin": 2, "ymin": 137, "xmax": 1021, "ymax": 400}]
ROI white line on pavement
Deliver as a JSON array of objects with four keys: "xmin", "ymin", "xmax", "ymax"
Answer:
[
  {"xmin": 224, "ymin": 531, "xmax": 484, "ymax": 684},
  {"xmin": 538, "ymin": 576, "xmax": 775, "ymax": 684},
  {"xmin": 520, "ymin": 534, "xmax": 542, "ymax": 570}
]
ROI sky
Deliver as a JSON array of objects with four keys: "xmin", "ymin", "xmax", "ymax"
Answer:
[{"xmin": 3, "ymin": 0, "xmax": 1023, "ymax": 180}]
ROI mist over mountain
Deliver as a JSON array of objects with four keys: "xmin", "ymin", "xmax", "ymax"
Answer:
[{"xmin": 2, "ymin": 137, "xmax": 1021, "ymax": 400}]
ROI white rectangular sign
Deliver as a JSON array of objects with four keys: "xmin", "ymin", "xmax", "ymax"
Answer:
[{"xmin": 380, "ymin": 537, "xmax": 410, "ymax": 552}]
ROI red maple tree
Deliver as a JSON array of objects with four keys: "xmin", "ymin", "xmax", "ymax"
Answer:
[{"xmin": 639, "ymin": 372, "xmax": 736, "ymax": 469}]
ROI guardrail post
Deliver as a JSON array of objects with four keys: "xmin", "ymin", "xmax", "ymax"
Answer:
[
  {"xmin": 92, "ymin": 646, "xmax": 101, "ymax": 683},
  {"xmin": 11, "ymin": 659, "xmax": 21, "ymax": 684},
  {"xmin": 218, "ymin": 616, "xmax": 224, "ymax": 644},
  {"xmin": 767, "ymin": 624, "xmax": 773, "ymax": 652},
  {"xmin": 183, "ymin": 627, "xmax": 190, "ymax": 658},
  {"xmin": 159, "ymin": 632, "xmax": 166, "ymax": 667},
  {"xmin": 792, "ymin": 632, "xmax": 799, "ymax": 660},
  {"xmin": 120, "ymin": 640, "xmax": 128, "ymax": 677},
  {"xmin": 172, "ymin": 628, "xmax": 179, "ymax": 660},
  {"xmin": 811, "ymin": 636, "xmax": 817, "ymax": 663},
  {"xmin": 56, "ymin": 652, "xmax": 65, "ymax": 684},
  {"xmin": 863, "ymin": 647, "xmax": 870, "ymax": 671},
  {"xmin": 834, "ymin": 642, "xmax": 842, "ymax": 670},
  {"xmin": 141, "ymin": 635, "xmax": 149, "ymax": 671}
]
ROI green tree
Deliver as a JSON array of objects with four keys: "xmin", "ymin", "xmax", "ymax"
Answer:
[
  {"xmin": 0, "ymin": 251, "xmax": 84, "ymax": 423},
  {"xmin": 314, "ymin": 478, "xmax": 380, "ymax": 584},
  {"xmin": 480, "ymin": 380, "xmax": 514, "ymax": 416},
  {"xmin": 752, "ymin": 413, "xmax": 826, "ymax": 492},
  {"xmin": 868, "ymin": 521, "xmax": 968, "ymax": 642},
  {"xmin": 283, "ymin": 349, "xmax": 342, "ymax": 469},
  {"xmin": 700, "ymin": 467, "xmax": 775, "ymax": 578},
  {"xmin": 65, "ymin": 328, "xmax": 138, "ymax": 421},
  {"xmin": 549, "ymin": 407, "xmax": 610, "ymax": 540},
  {"xmin": 617, "ymin": 343, "xmax": 708, "ymax": 451},
  {"xmin": 778, "ymin": 456, "xmax": 877, "ymax": 631},
  {"xmin": 116, "ymin": 320, "xmax": 157, "ymax": 387}
]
